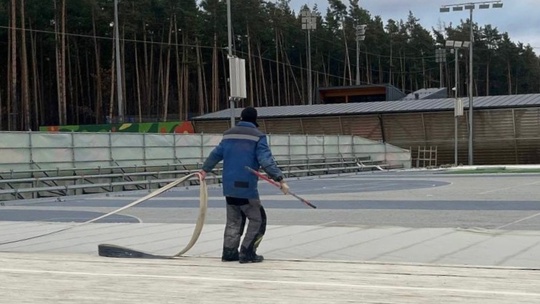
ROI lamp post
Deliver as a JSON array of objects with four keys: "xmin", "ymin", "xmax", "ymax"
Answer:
[
  {"xmin": 440, "ymin": 1, "xmax": 503, "ymax": 165},
  {"xmin": 446, "ymin": 40, "xmax": 470, "ymax": 166},
  {"xmin": 355, "ymin": 24, "xmax": 366, "ymax": 85},
  {"xmin": 227, "ymin": 0, "xmax": 235, "ymax": 127},
  {"xmin": 435, "ymin": 46, "xmax": 445, "ymax": 88},
  {"xmin": 114, "ymin": 0, "xmax": 123, "ymax": 123},
  {"xmin": 301, "ymin": 8, "xmax": 316, "ymax": 105},
  {"xmin": 226, "ymin": 0, "xmax": 247, "ymax": 127}
]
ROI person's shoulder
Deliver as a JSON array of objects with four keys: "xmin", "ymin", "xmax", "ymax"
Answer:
[
  {"xmin": 224, "ymin": 125, "xmax": 265, "ymax": 137},
  {"xmin": 235, "ymin": 124, "xmax": 261, "ymax": 132},
  {"xmin": 255, "ymin": 129, "xmax": 267, "ymax": 136},
  {"xmin": 250, "ymin": 127, "xmax": 265, "ymax": 137}
]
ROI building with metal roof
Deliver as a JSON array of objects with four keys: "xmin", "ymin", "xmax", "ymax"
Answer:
[
  {"xmin": 318, "ymin": 84, "xmax": 406, "ymax": 103},
  {"xmin": 195, "ymin": 94, "xmax": 540, "ymax": 120},
  {"xmin": 402, "ymin": 88, "xmax": 448, "ymax": 101},
  {"xmin": 192, "ymin": 94, "xmax": 540, "ymax": 166}
]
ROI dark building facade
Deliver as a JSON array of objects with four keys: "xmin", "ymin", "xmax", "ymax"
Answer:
[{"xmin": 318, "ymin": 84, "xmax": 406, "ymax": 104}]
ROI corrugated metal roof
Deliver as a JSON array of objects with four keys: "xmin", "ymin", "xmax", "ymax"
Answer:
[
  {"xmin": 318, "ymin": 84, "xmax": 392, "ymax": 91},
  {"xmin": 192, "ymin": 94, "xmax": 540, "ymax": 120},
  {"xmin": 402, "ymin": 88, "xmax": 448, "ymax": 100}
]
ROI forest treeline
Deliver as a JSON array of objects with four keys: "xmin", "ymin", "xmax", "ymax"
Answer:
[{"xmin": 0, "ymin": 0, "xmax": 539, "ymax": 130}]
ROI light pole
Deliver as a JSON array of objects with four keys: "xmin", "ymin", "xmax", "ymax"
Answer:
[
  {"xmin": 446, "ymin": 40, "xmax": 469, "ymax": 166},
  {"xmin": 301, "ymin": 8, "xmax": 316, "ymax": 105},
  {"xmin": 355, "ymin": 24, "xmax": 366, "ymax": 85},
  {"xmin": 435, "ymin": 46, "xmax": 445, "ymax": 88},
  {"xmin": 226, "ymin": 0, "xmax": 247, "ymax": 127},
  {"xmin": 114, "ymin": 0, "xmax": 123, "ymax": 123},
  {"xmin": 227, "ymin": 0, "xmax": 235, "ymax": 127},
  {"xmin": 440, "ymin": 1, "xmax": 503, "ymax": 165}
]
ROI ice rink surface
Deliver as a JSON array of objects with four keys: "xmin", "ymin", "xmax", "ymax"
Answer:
[{"xmin": 2, "ymin": 170, "xmax": 540, "ymax": 303}]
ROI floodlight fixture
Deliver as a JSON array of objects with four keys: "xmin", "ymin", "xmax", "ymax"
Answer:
[
  {"xmin": 446, "ymin": 40, "xmax": 471, "ymax": 49},
  {"xmin": 440, "ymin": 0, "xmax": 504, "ymax": 165},
  {"xmin": 301, "ymin": 8, "xmax": 316, "ymax": 104},
  {"xmin": 355, "ymin": 24, "xmax": 367, "ymax": 84}
]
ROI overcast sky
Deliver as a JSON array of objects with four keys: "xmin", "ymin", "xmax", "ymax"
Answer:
[{"xmin": 287, "ymin": 0, "xmax": 540, "ymax": 51}]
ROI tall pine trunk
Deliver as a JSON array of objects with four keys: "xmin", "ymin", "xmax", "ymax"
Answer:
[
  {"xmin": 134, "ymin": 33, "xmax": 142, "ymax": 122},
  {"xmin": 162, "ymin": 18, "xmax": 173, "ymax": 121},
  {"xmin": 507, "ymin": 61, "xmax": 512, "ymax": 95},
  {"xmin": 342, "ymin": 28, "xmax": 352, "ymax": 86},
  {"xmin": 485, "ymin": 61, "xmax": 491, "ymax": 96},
  {"xmin": 20, "ymin": 0, "xmax": 30, "ymax": 130},
  {"xmin": 274, "ymin": 29, "xmax": 280, "ymax": 106},
  {"xmin": 246, "ymin": 25, "xmax": 254, "ymax": 106},
  {"xmin": 257, "ymin": 42, "xmax": 267, "ymax": 107},
  {"xmin": 211, "ymin": 32, "xmax": 219, "ymax": 111},
  {"xmin": 54, "ymin": 0, "xmax": 67, "ymax": 125},
  {"xmin": 109, "ymin": 41, "xmax": 115, "ymax": 120},
  {"xmin": 181, "ymin": 32, "xmax": 189, "ymax": 120},
  {"xmin": 174, "ymin": 20, "xmax": 182, "ymax": 120},
  {"xmin": 196, "ymin": 39, "xmax": 204, "ymax": 115},
  {"xmin": 9, "ymin": 0, "xmax": 17, "ymax": 130},
  {"xmin": 91, "ymin": 8, "xmax": 102, "ymax": 124},
  {"xmin": 35, "ymin": 30, "xmax": 45, "ymax": 125}
]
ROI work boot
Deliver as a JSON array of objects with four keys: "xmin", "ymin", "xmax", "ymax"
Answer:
[
  {"xmin": 239, "ymin": 247, "xmax": 264, "ymax": 264},
  {"xmin": 221, "ymin": 248, "xmax": 239, "ymax": 262}
]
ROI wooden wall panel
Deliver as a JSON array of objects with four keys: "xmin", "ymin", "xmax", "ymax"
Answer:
[
  {"xmin": 192, "ymin": 106, "xmax": 540, "ymax": 165},
  {"xmin": 192, "ymin": 121, "xmax": 230, "ymax": 134},
  {"xmin": 475, "ymin": 109, "xmax": 514, "ymax": 139},
  {"xmin": 340, "ymin": 115, "xmax": 382, "ymax": 140},
  {"xmin": 382, "ymin": 113, "xmax": 425, "ymax": 141},
  {"xmin": 301, "ymin": 117, "xmax": 342, "ymax": 135},
  {"xmin": 516, "ymin": 139, "xmax": 540, "ymax": 164},
  {"xmin": 263, "ymin": 118, "xmax": 304, "ymax": 134},
  {"xmin": 515, "ymin": 108, "xmax": 540, "ymax": 138},
  {"xmin": 424, "ymin": 112, "xmax": 467, "ymax": 140}
]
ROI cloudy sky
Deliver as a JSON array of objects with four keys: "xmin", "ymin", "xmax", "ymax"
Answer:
[{"xmin": 287, "ymin": 0, "xmax": 540, "ymax": 51}]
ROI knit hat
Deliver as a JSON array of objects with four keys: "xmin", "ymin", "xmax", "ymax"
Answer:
[{"xmin": 240, "ymin": 107, "xmax": 259, "ymax": 127}]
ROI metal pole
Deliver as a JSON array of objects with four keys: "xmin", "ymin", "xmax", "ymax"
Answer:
[
  {"xmin": 440, "ymin": 1, "xmax": 504, "ymax": 165},
  {"xmin": 468, "ymin": 8, "xmax": 474, "ymax": 165},
  {"xmin": 227, "ymin": 1, "xmax": 232, "ymax": 57},
  {"xmin": 301, "ymin": 9, "xmax": 317, "ymax": 105},
  {"xmin": 455, "ymin": 48, "xmax": 459, "ymax": 166},
  {"xmin": 356, "ymin": 33, "xmax": 360, "ymax": 85},
  {"xmin": 439, "ymin": 62, "xmax": 443, "ymax": 88},
  {"xmin": 114, "ymin": 0, "xmax": 123, "ymax": 123},
  {"xmin": 227, "ymin": 0, "xmax": 235, "ymax": 127},
  {"xmin": 307, "ymin": 29, "xmax": 312, "ymax": 105}
]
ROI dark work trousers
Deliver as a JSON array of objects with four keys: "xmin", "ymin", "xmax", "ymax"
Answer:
[{"xmin": 224, "ymin": 196, "xmax": 267, "ymax": 253}]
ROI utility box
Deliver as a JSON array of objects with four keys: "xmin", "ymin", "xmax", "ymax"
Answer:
[
  {"xmin": 455, "ymin": 98, "xmax": 464, "ymax": 116},
  {"xmin": 229, "ymin": 57, "xmax": 246, "ymax": 99}
]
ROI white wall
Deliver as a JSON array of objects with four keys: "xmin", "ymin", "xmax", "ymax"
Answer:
[{"xmin": 0, "ymin": 132, "xmax": 411, "ymax": 171}]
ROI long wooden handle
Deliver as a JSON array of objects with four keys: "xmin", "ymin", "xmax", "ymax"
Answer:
[{"xmin": 245, "ymin": 166, "xmax": 317, "ymax": 209}]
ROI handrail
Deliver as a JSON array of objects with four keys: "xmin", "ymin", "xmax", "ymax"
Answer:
[
  {"xmin": 0, "ymin": 156, "xmax": 401, "ymax": 201},
  {"xmin": 0, "ymin": 162, "xmax": 202, "ymax": 178}
]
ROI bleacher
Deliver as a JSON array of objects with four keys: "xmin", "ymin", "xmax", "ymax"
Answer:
[{"xmin": 0, "ymin": 155, "xmax": 401, "ymax": 201}]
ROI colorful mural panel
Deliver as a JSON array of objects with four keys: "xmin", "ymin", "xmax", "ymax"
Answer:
[{"xmin": 40, "ymin": 121, "xmax": 195, "ymax": 133}]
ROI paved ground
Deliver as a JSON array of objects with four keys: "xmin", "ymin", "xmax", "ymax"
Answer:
[
  {"xmin": 2, "ymin": 252, "xmax": 540, "ymax": 304},
  {"xmin": 1, "ymin": 169, "xmax": 540, "ymax": 303}
]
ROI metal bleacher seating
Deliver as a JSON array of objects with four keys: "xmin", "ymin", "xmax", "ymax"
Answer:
[{"xmin": 0, "ymin": 155, "xmax": 399, "ymax": 201}]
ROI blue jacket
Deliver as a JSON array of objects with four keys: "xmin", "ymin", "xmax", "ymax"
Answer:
[{"xmin": 202, "ymin": 121, "xmax": 284, "ymax": 199}]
